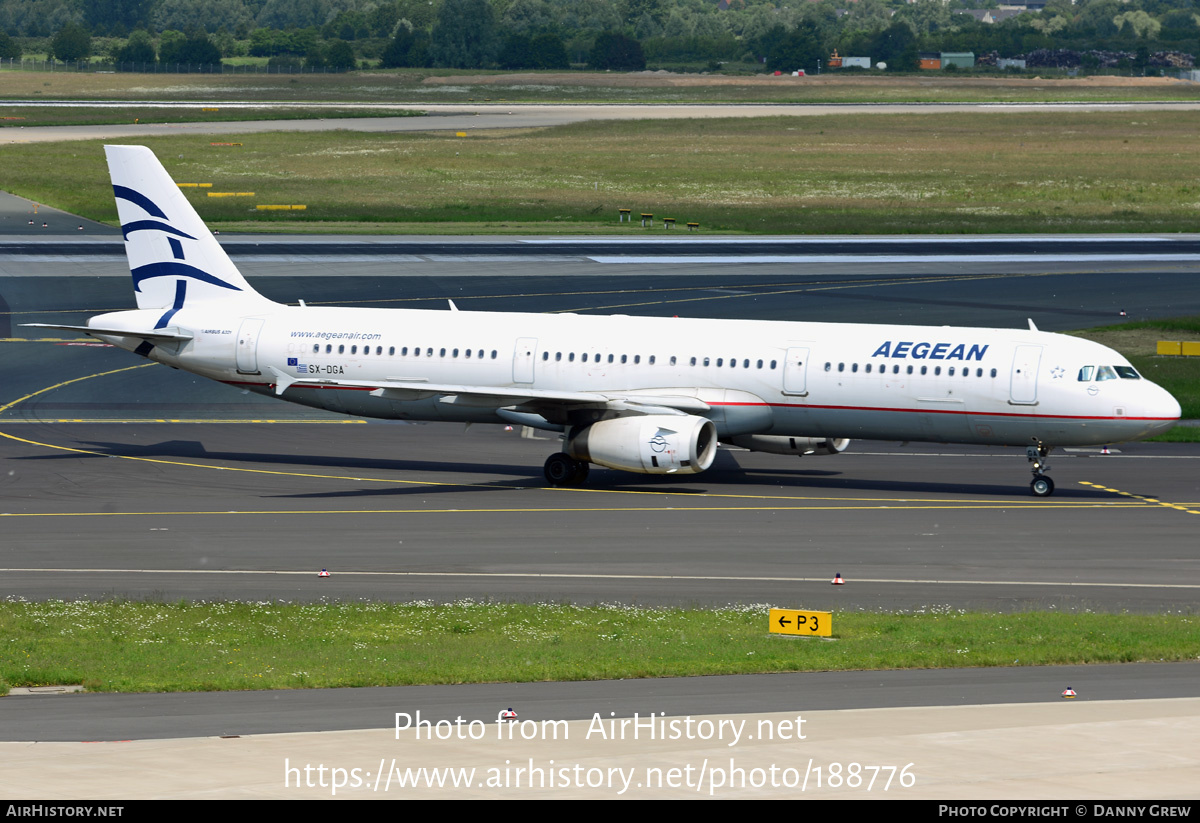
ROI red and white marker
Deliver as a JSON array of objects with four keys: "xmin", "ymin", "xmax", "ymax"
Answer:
[
  {"xmin": 498, "ymin": 708, "xmax": 518, "ymax": 721},
  {"xmin": 1062, "ymin": 687, "xmax": 1076, "ymax": 699},
  {"xmin": 832, "ymin": 573, "xmax": 845, "ymax": 585},
  {"xmin": 318, "ymin": 569, "xmax": 330, "ymax": 578},
  {"xmin": 1101, "ymin": 446, "xmax": 1111, "ymax": 455}
]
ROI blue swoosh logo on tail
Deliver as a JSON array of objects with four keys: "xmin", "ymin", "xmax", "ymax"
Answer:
[
  {"xmin": 113, "ymin": 185, "xmax": 168, "ymax": 219},
  {"xmin": 132, "ymin": 262, "xmax": 242, "ymax": 293}
]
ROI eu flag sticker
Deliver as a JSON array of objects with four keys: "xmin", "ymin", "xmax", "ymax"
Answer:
[{"xmin": 287, "ymin": 357, "xmax": 298, "ymax": 366}]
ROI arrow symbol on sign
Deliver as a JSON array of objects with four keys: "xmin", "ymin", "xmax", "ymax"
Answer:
[{"xmin": 778, "ymin": 615, "xmax": 792, "ymax": 627}]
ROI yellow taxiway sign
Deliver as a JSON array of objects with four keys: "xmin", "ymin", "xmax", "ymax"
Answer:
[{"xmin": 769, "ymin": 608, "xmax": 832, "ymax": 637}]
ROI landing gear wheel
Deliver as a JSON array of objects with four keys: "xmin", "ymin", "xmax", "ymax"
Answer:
[
  {"xmin": 544, "ymin": 453, "xmax": 585, "ymax": 487},
  {"xmin": 1026, "ymin": 442, "xmax": 1055, "ymax": 497},
  {"xmin": 1030, "ymin": 474, "xmax": 1055, "ymax": 497}
]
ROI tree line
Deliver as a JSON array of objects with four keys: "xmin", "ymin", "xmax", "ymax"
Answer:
[{"xmin": 1, "ymin": 0, "xmax": 1197, "ymax": 73}]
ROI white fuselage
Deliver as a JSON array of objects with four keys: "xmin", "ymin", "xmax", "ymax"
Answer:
[{"xmin": 91, "ymin": 304, "xmax": 1181, "ymax": 448}]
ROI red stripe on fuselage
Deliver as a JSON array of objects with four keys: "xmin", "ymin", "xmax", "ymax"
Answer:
[{"xmin": 711, "ymin": 401, "xmax": 1175, "ymax": 422}]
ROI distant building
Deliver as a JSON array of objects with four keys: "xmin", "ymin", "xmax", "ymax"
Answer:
[
  {"xmin": 919, "ymin": 52, "xmax": 976, "ymax": 70},
  {"xmin": 954, "ymin": 8, "xmax": 1028, "ymax": 24}
]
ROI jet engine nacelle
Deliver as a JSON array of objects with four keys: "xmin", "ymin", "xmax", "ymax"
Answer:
[
  {"xmin": 727, "ymin": 435, "xmax": 850, "ymax": 456},
  {"xmin": 567, "ymin": 414, "xmax": 718, "ymax": 475}
]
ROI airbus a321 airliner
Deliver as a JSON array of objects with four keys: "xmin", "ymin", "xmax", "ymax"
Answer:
[{"xmin": 28, "ymin": 146, "xmax": 1181, "ymax": 496}]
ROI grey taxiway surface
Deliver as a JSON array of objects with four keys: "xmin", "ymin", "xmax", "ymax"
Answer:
[
  {"xmin": 7, "ymin": 100, "xmax": 1200, "ymax": 144},
  {"xmin": 3, "ymin": 207, "xmax": 1200, "ymax": 794}
]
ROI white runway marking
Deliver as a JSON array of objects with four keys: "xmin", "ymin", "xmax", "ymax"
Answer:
[
  {"xmin": 590, "ymin": 254, "xmax": 1200, "ymax": 264},
  {"xmin": 5, "ymin": 567, "xmax": 1200, "ymax": 590}
]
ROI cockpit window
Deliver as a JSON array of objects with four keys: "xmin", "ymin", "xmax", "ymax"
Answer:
[
  {"xmin": 1095, "ymin": 365, "xmax": 1118, "ymax": 382},
  {"xmin": 1115, "ymin": 366, "xmax": 1141, "ymax": 380},
  {"xmin": 1077, "ymin": 366, "xmax": 1094, "ymax": 382}
]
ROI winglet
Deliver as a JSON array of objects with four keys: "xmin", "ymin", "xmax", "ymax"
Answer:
[{"xmin": 1027, "ymin": 318, "xmax": 1039, "ymax": 332}]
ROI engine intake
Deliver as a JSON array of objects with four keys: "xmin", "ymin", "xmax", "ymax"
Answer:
[{"xmin": 568, "ymin": 414, "xmax": 718, "ymax": 475}]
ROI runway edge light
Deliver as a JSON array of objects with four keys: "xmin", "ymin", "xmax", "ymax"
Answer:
[
  {"xmin": 1062, "ymin": 687, "xmax": 1076, "ymax": 699},
  {"xmin": 832, "ymin": 573, "xmax": 845, "ymax": 585}
]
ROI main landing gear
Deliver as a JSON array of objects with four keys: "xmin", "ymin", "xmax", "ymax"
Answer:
[
  {"xmin": 1027, "ymin": 442, "xmax": 1054, "ymax": 497},
  {"xmin": 544, "ymin": 453, "xmax": 590, "ymax": 487}
]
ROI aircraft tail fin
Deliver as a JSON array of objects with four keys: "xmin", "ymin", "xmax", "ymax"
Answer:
[{"xmin": 104, "ymin": 145, "xmax": 274, "ymax": 312}]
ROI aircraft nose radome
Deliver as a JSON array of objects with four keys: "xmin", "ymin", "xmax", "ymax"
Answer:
[
  {"xmin": 1145, "ymin": 383, "xmax": 1181, "ymax": 431},
  {"xmin": 1160, "ymin": 389, "xmax": 1182, "ymax": 422}
]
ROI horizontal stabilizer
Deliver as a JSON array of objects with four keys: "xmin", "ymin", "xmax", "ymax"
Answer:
[{"xmin": 22, "ymin": 323, "xmax": 193, "ymax": 342}]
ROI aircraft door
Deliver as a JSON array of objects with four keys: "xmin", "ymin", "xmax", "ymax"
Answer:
[
  {"xmin": 235, "ymin": 317, "xmax": 265, "ymax": 374},
  {"xmin": 513, "ymin": 337, "xmax": 537, "ymax": 383},
  {"xmin": 1009, "ymin": 344, "xmax": 1043, "ymax": 405},
  {"xmin": 782, "ymin": 347, "xmax": 810, "ymax": 396}
]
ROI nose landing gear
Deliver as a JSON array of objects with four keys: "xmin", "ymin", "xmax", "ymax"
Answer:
[{"xmin": 1027, "ymin": 443, "xmax": 1054, "ymax": 497}]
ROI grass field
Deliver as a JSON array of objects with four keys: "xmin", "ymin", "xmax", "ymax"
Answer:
[
  {"xmin": 5, "ymin": 110, "xmax": 1200, "ymax": 235},
  {"xmin": 2, "ymin": 600, "xmax": 1196, "ymax": 694},
  {"xmin": 2, "ymin": 68, "xmax": 1199, "ymax": 104}
]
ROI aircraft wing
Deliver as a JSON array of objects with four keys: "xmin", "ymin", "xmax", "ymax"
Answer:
[
  {"xmin": 22, "ymin": 323, "xmax": 193, "ymax": 342},
  {"xmin": 270, "ymin": 375, "xmax": 711, "ymax": 415}
]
